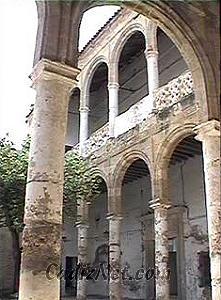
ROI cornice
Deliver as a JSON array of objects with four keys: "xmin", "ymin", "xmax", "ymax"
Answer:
[{"xmin": 30, "ymin": 59, "xmax": 80, "ymax": 88}]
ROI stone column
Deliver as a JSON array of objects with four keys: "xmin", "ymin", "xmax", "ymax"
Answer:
[
  {"xmin": 107, "ymin": 214, "xmax": 122, "ymax": 300},
  {"xmin": 108, "ymin": 82, "xmax": 119, "ymax": 137},
  {"xmin": 76, "ymin": 201, "xmax": 90, "ymax": 300},
  {"xmin": 145, "ymin": 49, "xmax": 159, "ymax": 108},
  {"xmin": 150, "ymin": 199, "xmax": 171, "ymax": 300},
  {"xmin": 18, "ymin": 59, "xmax": 79, "ymax": 300},
  {"xmin": 79, "ymin": 104, "xmax": 89, "ymax": 155},
  {"xmin": 195, "ymin": 120, "xmax": 221, "ymax": 300},
  {"xmin": 76, "ymin": 224, "xmax": 89, "ymax": 300}
]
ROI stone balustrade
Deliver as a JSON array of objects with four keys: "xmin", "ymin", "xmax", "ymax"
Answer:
[
  {"xmin": 154, "ymin": 70, "xmax": 193, "ymax": 110},
  {"xmin": 114, "ymin": 94, "xmax": 153, "ymax": 138},
  {"xmin": 74, "ymin": 71, "xmax": 194, "ymax": 156},
  {"xmin": 84, "ymin": 123, "xmax": 109, "ymax": 154}
]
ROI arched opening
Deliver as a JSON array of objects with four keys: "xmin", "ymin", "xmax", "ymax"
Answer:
[
  {"xmin": 157, "ymin": 28, "xmax": 188, "ymax": 86},
  {"xmin": 168, "ymin": 136, "xmax": 211, "ymax": 299},
  {"xmin": 75, "ymin": 2, "xmax": 216, "ymax": 117},
  {"xmin": 121, "ymin": 158, "xmax": 154, "ymax": 299},
  {"xmin": 65, "ymin": 88, "xmax": 80, "ymax": 150},
  {"xmin": 87, "ymin": 177, "xmax": 109, "ymax": 298},
  {"xmin": 118, "ymin": 31, "xmax": 148, "ymax": 114},
  {"xmin": 89, "ymin": 62, "xmax": 109, "ymax": 136}
]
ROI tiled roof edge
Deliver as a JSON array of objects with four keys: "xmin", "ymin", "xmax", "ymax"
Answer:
[{"xmin": 79, "ymin": 7, "xmax": 123, "ymax": 54}]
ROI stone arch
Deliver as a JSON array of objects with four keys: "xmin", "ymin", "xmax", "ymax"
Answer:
[
  {"xmin": 90, "ymin": 166, "xmax": 109, "ymax": 188},
  {"xmin": 35, "ymin": 2, "xmax": 219, "ymax": 119},
  {"xmin": 124, "ymin": 1, "xmax": 216, "ymax": 119},
  {"xmin": 81, "ymin": 55, "xmax": 108, "ymax": 105},
  {"xmin": 154, "ymin": 123, "xmax": 197, "ymax": 200},
  {"xmin": 66, "ymin": 87, "xmax": 81, "ymax": 147},
  {"xmin": 111, "ymin": 23, "xmax": 147, "ymax": 66},
  {"xmin": 110, "ymin": 150, "xmax": 152, "ymax": 215},
  {"xmin": 114, "ymin": 150, "xmax": 152, "ymax": 189},
  {"xmin": 79, "ymin": 1, "xmax": 218, "ymax": 120}
]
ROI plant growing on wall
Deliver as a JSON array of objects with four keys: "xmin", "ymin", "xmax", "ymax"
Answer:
[
  {"xmin": 0, "ymin": 138, "xmax": 101, "ymax": 293},
  {"xmin": 0, "ymin": 136, "xmax": 29, "ymax": 293},
  {"xmin": 63, "ymin": 150, "xmax": 102, "ymax": 223}
]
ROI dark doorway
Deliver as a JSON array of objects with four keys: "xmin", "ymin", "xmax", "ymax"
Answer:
[{"xmin": 65, "ymin": 256, "xmax": 78, "ymax": 296}]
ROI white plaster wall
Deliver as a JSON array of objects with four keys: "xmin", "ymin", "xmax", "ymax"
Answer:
[
  {"xmin": 87, "ymin": 191, "xmax": 109, "ymax": 298},
  {"xmin": 169, "ymin": 154, "xmax": 210, "ymax": 300},
  {"xmin": 121, "ymin": 176, "xmax": 153, "ymax": 299}
]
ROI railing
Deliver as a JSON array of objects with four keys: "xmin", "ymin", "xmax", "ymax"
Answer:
[
  {"xmin": 74, "ymin": 71, "xmax": 194, "ymax": 156},
  {"xmin": 154, "ymin": 70, "xmax": 193, "ymax": 110},
  {"xmin": 114, "ymin": 94, "xmax": 153, "ymax": 137},
  {"xmin": 84, "ymin": 123, "xmax": 109, "ymax": 154}
]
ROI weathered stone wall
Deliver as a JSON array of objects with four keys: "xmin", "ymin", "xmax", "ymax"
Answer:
[
  {"xmin": 60, "ymin": 152, "xmax": 209, "ymax": 299},
  {"xmin": 75, "ymin": 9, "xmax": 188, "ymax": 141},
  {"xmin": 121, "ymin": 176, "xmax": 152, "ymax": 299},
  {"xmin": 87, "ymin": 191, "xmax": 109, "ymax": 298},
  {"xmin": 169, "ymin": 154, "xmax": 210, "ymax": 300}
]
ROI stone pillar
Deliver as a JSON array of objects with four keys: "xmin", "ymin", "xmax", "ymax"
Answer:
[
  {"xmin": 195, "ymin": 120, "xmax": 221, "ymax": 300},
  {"xmin": 145, "ymin": 49, "xmax": 159, "ymax": 106},
  {"xmin": 76, "ymin": 201, "xmax": 90, "ymax": 300},
  {"xmin": 76, "ymin": 224, "xmax": 89, "ymax": 300},
  {"xmin": 19, "ymin": 59, "xmax": 78, "ymax": 300},
  {"xmin": 108, "ymin": 82, "xmax": 119, "ymax": 137},
  {"xmin": 79, "ymin": 105, "xmax": 89, "ymax": 155},
  {"xmin": 150, "ymin": 199, "xmax": 171, "ymax": 300},
  {"xmin": 107, "ymin": 214, "xmax": 122, "ymax": 300}
]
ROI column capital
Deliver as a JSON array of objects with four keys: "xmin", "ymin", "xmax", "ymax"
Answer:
[
  {"xmin": 106, "ymin": 213, "xmax": 123, "ymax": 221},
  {"xmin": 194, "ymin": 120, "xmax": 220, "ymax": 141},
  {"xmin": 79, "ymin": 106, "xmax": 90, "ymax": 113},
  {"xmin": 108, "ymin": 82, "xmax": 119, "ymax": 89},
  {"xmin": 30, "ymin": 58, "xmax": 80, "ymax": 89},
  {"xmin": 75, "ymin": 221, "xmax": 89, "ymax": 229},
  {"xmin": 144, "ymin": 49, "xmax": 159, "ymax": 59},
  {"xmin": 149, "ymin": 198, "xmax": 171, "ymax": 210}
]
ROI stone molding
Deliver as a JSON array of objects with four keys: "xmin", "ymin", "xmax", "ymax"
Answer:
[
  {"xmin": 75, "ymin": 222, "xmax": 90, "ymax": 229},
  {"xmin": 149, "ymin": 198, "xmax": 171, "ymax": 210},
  {"xmin": 194, "ymin": 120, "xmax": 220, "ymax": 140},
  {"xmin": 30, "ymin": 58, "xmax": 80, "ymax": 88},
  {"xmin": 79, "ymin": 106, "xmax": 90, "ymax": 113},
  {"xmin": 108, "ymin": 82, "xmax": 119, "ymax": 89},
  {"xmin": 106, "ymin": 213, "xmax": 123, "ymax": 221},
  {"xmin": 144, "ymin": 49, "xmax": 159, "ymax": 58}
]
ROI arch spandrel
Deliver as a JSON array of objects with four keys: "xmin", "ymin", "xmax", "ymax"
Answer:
[{"xmin": 35, "ymin": 1, "xmax": 219, "ymax": 120}]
